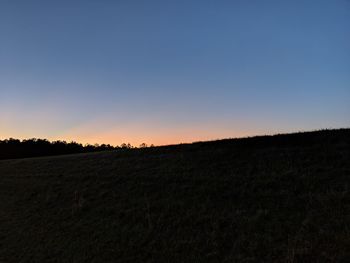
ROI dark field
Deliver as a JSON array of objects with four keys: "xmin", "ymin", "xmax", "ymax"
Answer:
[{"xmin": 0, "ymin": 129, "xmax": 349, "ymax": 262}]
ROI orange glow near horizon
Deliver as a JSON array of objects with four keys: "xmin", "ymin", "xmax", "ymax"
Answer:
[
  {"xmin": 1, "ymin": 124, "xmax": 346, "ymax": 147},
  {"xmin": 48, "ymin": 125, "xmax": 253, "ymax": 147},
  {"xmin": 0, "ymin": 130, "xmax": 247, "ymax": 147},
  {"xmin": 1, "ymin": 111, "xmax": 338, "ymax": 147},
  {"xmin": 0, "ymin": 118, "xmax": 258, "ymax": 147}
]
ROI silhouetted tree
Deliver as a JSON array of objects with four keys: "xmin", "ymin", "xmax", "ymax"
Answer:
[
  {"xmin": 0, "ymin": 138, "xmax": 122, "ymax": 160},
  {"xmin": 120, "ymin": 143, "xmax": 132, "ymax": 149}
]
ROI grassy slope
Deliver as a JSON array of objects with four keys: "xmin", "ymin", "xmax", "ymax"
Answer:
[{"xmin": 0, "ymin": 129, "xmax": 349, "ymax": 262}]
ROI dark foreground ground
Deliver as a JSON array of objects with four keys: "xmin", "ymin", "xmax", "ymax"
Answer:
[{"xmin": 0, "ymin": 129, "xmax": 349, "ymax": 262}]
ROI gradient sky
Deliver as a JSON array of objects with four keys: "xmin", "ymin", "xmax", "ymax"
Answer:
[{"xmin": 1, "ymin": 0, "xmax": 349, "ymax": 146}]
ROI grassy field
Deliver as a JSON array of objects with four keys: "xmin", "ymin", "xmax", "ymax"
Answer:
[{"xmin": 0, "ymin": 129, "xmax": 349, "ymax": 262}]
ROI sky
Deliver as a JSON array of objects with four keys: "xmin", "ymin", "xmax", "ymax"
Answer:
[{"xmin": 0, "ymin": 0, "xmax": 349, "ymax": 146}]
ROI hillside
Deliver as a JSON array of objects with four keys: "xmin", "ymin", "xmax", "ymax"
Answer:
[{"xmin": 0, "ymin": 129, "xmax": 349, "ymax": 262}]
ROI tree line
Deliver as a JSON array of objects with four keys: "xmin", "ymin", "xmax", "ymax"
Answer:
[{"xmin": 0, "ymin": 138, "xmax": 152, "ymax": 160}]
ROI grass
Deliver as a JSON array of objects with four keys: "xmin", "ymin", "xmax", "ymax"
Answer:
[{"xmin": 0, "ymin": 129, "xmax": 349, "ymax": 262}]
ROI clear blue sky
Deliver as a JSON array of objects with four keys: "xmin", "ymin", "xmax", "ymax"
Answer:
[{"xmin": 1, "ymin": 0, "xmax": 349, "ymax": 145}]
